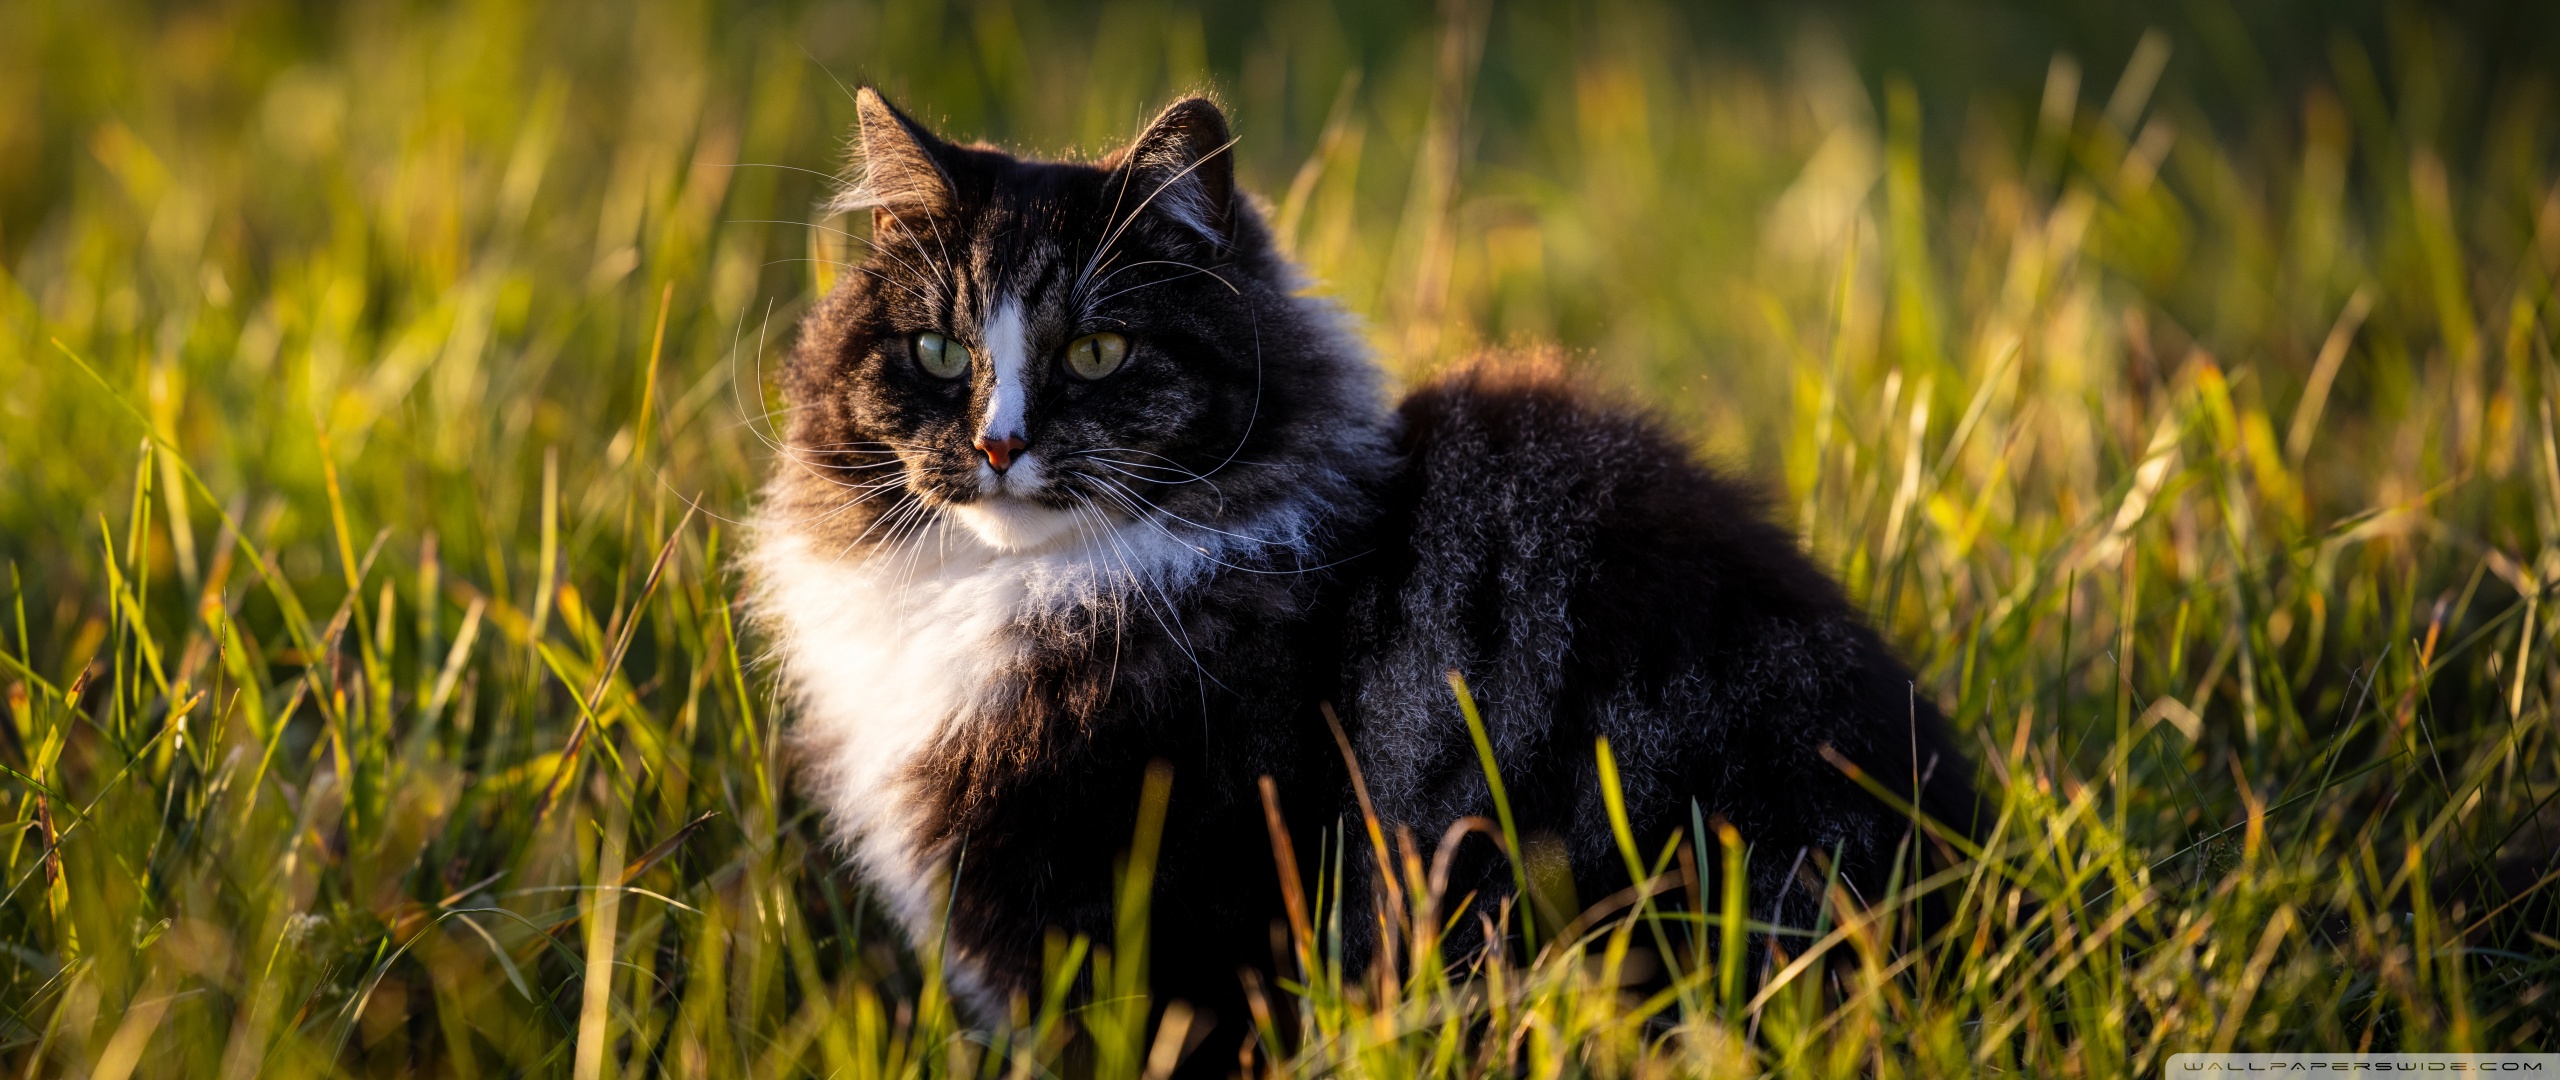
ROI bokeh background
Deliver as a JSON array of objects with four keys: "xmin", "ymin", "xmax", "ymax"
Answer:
[{"xmin": 4, "ymin": 1, "xmax": 2559, "ymax": 1076}]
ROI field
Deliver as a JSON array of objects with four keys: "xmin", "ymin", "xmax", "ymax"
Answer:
[{"xmin": 3, "ymin": 0, "xmax": 2558, "ymax": 1076}]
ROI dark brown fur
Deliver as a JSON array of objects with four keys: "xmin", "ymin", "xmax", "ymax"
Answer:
[{"xmin": 754, "ymin": 91, "xmax": 1976, "ymax": 1077}]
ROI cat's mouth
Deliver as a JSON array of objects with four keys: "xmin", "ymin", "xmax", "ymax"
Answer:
[
  {"xmin": 925, "ymin": 452, "xmax": 1080, "ymax": 551},
  {"xmin": 948, "ymin": 492, "xmax": 1087, "ymax": 553}
]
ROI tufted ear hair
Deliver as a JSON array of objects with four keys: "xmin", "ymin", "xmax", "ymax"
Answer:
[
  {"xmin": 840, "ymin": 87, "xmax": 958, "ymax": 238},
  {"xmin": 1107, "ymin": 97, "xmax": 1237, "ymax": 250}
]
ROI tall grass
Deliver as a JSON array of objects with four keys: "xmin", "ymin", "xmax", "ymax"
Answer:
[{"xmin": 2, "ymin": 0, "xmax": 2556, "ymax": 1075}]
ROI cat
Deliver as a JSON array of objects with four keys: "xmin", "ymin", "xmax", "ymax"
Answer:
[{"xmin": 748, "ymin": 88, "xmax": 1978, "ymax": 1068}]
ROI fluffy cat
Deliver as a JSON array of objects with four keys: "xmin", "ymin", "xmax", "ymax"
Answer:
[{"xmin": 749, "ymin": 88, "xmax": 1976, "ymax": 1066}]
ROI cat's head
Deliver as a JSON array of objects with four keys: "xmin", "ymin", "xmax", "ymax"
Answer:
[{"xmin": 771, "ymin": 89, "xmax": 1385, "ymax": 560}]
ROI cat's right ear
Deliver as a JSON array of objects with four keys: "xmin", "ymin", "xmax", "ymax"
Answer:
[
  {"xmin": 846, "ymin": 87, "xmax": 957, "ymax": 238},
  {"xmin": 1106, "ymin": 97, "xmax": 1237, "ymax": 251}
]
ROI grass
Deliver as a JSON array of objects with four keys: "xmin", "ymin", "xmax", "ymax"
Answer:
[{"xmin": 3, "ymin": 0, "xmax": 2558, "ymax": 1075}]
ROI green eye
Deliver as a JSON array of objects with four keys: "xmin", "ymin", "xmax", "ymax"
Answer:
[
  {"xmin": 1063, "ymin": 332, "xmax": 1129, "ymax": 380},
  {"xmin": 913, "ymin": 331, "xmax": 971, "ymax": 379}
]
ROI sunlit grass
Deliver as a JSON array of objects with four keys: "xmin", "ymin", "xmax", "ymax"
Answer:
[{"xmin": 1, "ymin": 1, "xmax": 2555, "ymax": 1076}]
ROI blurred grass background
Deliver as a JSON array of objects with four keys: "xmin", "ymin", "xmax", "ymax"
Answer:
[{"xmin": 4, "ymin": 0, "xmax": 2560, "ymax": 1076}]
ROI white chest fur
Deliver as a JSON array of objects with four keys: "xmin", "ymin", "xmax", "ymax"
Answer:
[
  {"xmin": 750, "ymin": 521, "xmax": 1034, "ymax": 942},
  {"xmin": 748, "ymin": 489, "xmax": 1323, "ymax": 1017},
  {"xmin": 748, "ymin": 507, "xmax": 1215, "ymax": 940}
]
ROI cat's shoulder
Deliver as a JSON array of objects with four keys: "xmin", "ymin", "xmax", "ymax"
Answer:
[
  {"xmin": 1388, "ymin": 353, "xmax": 1752, "ymax": 536},
  {"xmin": 1395, "ymin": 355, "xmax": 1687, "ymax": 480},
  {"xmin": 1377, "ymin": 353, "xmax": 1847, "ymax": 617}
]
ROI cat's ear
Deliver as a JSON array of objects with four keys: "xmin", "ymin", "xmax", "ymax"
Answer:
[
  {"xmin": 1109, "ymin": 96, "xmax": 1237, "ymax": 250},
  {"xmin": 847, "ymin": 87, "xmax": 958, "ymax": 237}
]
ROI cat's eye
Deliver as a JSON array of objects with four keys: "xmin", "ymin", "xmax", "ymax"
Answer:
[
  {"xmin": 912, "ymin": 332, "xmax": 971, "ymax": 379},
  {"xmin": 1063, "ymin": 332, "xmax": 1129, "ymax": 381}
]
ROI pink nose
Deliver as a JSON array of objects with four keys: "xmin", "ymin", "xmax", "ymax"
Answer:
[{"xmin": 975, "ymin": 434, "xmax": 1027, "ymax": 472}]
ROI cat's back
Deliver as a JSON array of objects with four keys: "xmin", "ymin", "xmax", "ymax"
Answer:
[
  {"xmin": 1351, "ymin": 357, "xmax": 1865, "ymax": 705},
  {"xmin": 1340, "ymin": 358, "xmax": 1972, "ymax": 920}
]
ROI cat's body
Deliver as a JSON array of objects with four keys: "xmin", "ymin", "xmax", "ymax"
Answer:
[
  {"xmin": 750, "ymin": 90, "xmax": 1973, "ymax": 1063},
  {"xmin": 1341, "ymin": 370, "xmax": 1979, "ymax": 951}
]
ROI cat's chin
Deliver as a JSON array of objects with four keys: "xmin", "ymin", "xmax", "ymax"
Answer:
[{"xmin": 949, "ymin": 496, "xmax": 1088, "ymax": 554}]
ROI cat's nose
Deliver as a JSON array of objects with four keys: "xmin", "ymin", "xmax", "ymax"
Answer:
[{"xmin": 975, "ymin": 433, "xmax": 1028, "ymax": 472}]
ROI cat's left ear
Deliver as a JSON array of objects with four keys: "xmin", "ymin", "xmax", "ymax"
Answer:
[
  {"xmin": 848, "ymin": 87, "xmax": 960, "ymax": 238},
  {"xmin": 1110, "ymin": 97, "xmax": 1238, "ymax": 250}
]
